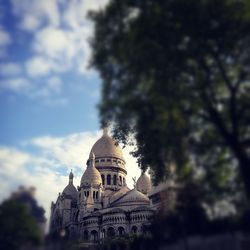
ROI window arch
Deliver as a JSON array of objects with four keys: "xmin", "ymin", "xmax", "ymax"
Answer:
[
  {"xmin": 119, "ymin": 176, "xmax": 122, "ymax": 185},
  {"xmin": 101, "ymin": 229, "xmax": 105, "ymax": 238},
  {"xmin": 90, "ymin": 230, "xmax": 98, "ymax": 242},
  {"xmin": 107, "ymin": 227, "xmax": 115, "ymax": 238},
  {"xmin": 113, "ymin": 175, "xmax": 117, "ymax": 185},
  {"xmin": 83, "ymin": 230, "xmax": 88, "ymax": 240},
  {"xmin": 118, "ymin": 227, "xmax": 125, "ymax": 236},
  {"xmin": 131, "ymin": 226, "xmax": 137, "ymax": 234},
  {"xmin": 101, "ymin": 174, "xmax": 105, "ymax": 185},
  {"xmin": 107, "ymin": 174, "xmax": 111, "ymax": 185}
]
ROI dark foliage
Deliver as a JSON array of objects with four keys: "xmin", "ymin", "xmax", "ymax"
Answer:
[
  {"xmin": 0, "ymin": 200, "xmax": 41, "ymax": 250},
  {"xmin": 89, "ymin": 0, "xmax": 250, "ymax": 202}
]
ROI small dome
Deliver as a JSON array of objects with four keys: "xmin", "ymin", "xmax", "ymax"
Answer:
[
  {"xmin": 62, "ymin": 184, "xmax": 77, "ymax": 201},
  {"xmin": 114, "ymin": 189, "xmax": 150, "ymax": 206},
  {"xmin": 81, "ymin": 160, "xmax": 102, "ymax": 187},
  {"xmin": 89, "ymin": 130, "xmax": 124, "ymax": 161},
  {"xmin": 62, "ymin": 170, "xmax": 77, "ymax": 201},
  {"xmin": 136, "ymin": 172, "xmax": 152, "ymax": 194}
]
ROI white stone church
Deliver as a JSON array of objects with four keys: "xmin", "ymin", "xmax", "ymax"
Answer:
[{"xmin": 49, "ymin": 129, "xmax": 171, "ymax": 241}]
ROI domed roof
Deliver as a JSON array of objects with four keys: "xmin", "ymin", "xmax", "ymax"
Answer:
[
  {"xmin": 81, "ymin": 153, "xmax": 102, "ymax": 186},
  {"xmin": 136, "ymin": 172, "xmax": 152, "ymax": 194},
  {"xmin": 114, "ymin": 188, "xmax": 150, "ymax": 206},
  {"xmin": 62, "ymin": 184, "xmax": 77, "ymax": 201},
  {"xmin": 89, "ymin": 129, "xmax": 124, "ymax": 161},
  {"xmin": 62, "ymin": 170, "xmax": 77, "ymax": 200}
]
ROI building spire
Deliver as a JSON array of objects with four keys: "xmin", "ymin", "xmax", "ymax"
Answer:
[
  {"xmin": 69, "ymin": 169, "xmax": 73, "ymax": 184},
  {"xmin": 89, "ymin": 152, "xmax": 95, "ymax": 167}
]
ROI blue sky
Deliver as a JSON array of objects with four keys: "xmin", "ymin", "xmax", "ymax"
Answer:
[
  {"xmin": 0, "ymin": 0, "xmax": 141, "ymax": 223},
  {"xmin": 0, "ymin": 0, "xmax": 104, "ymax": 145}
]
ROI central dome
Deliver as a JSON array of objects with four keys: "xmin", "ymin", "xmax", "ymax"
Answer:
[{"xmin": 89, "ymin": 129, "xmax": 124, "ymax": 161}]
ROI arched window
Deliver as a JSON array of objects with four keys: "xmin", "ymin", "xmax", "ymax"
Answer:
[
  {"xmin": 96, "ymin": 191, "xmax": 98, "ymax": 199},
  {"xmin": 118, "ymin": 227, "xmax": 125, "ymax": 236},
  {"xmin": 107, "ymin": 227, "xmax": 115, "ymax": 238},
  {"xmin": 83, "ymin": 230, "xmax": 88, "ymax": 240},
  {"xmin": 93, "ymin": 191, "xmax": 95, "ymax": 199},
  {"xmin": 107, "ymin": 174, "xmax": 111, "ymax": 185},
  {"xmin": 131, "ymin": 226, "xmax": 137, "ymax": 234},
  {"xmin": 101, "ymin": 229, "xmax": 106, "ymax": 238},
  {"xmin": 123, "ymin": 177, "xmax": 126, "ymax": 186},
  {"xmin": 113, "ymin": 175, "xmax": 117, "ymax": 185},
  {"xmin": 119, "ymin": 176, "xmax": 122, "ymax": 185},
  {"xmin": 90, "ymin": 230, "xmax": 98, "ymax": 242},
  {"xmin": 101, "ymin": 174, "xmax": 105, "ymax": 185},
  {"xmin": 75, "ymin": 210, "xmax": 80, "ymax": 222}
]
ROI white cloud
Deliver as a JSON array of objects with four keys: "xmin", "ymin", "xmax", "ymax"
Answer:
[
  {"xmin": 62, "ymin": 0, "xmax": 110, "ymax": 29},
  {"xmin": 0, "ymin": 62, "xmax": 22, "ymax": 76},
  {"xmin": 0, "ymin": 130, "xmax": 141, "ymax": 228},
  {"xmin": 0, "ymin": 147, "xmax": 30, "ymax": 177},
  {"xmin": 0, "ymin": 29, "xmax": 11, "ymax": 46},
  {"xmin": 29, "ymin": 131, "xmax": 102, "ymax": 169},
  {"xmin": 12, "ymin": 0, "xmax": 110, "ymax": 76},
  {"xmin": 31, "ymin": 25, "xmax": 92, "ymax": 75},
  {"xmin": 0, "ymin": 73, "xmax": 67, "ymax": 107},
  {"xmin": 33, "ymin": 27, "xmax": 71, "ymax": 59},
  {"xmin": 26, "ymin": 56, "xmax": 52, "ymax": 76},
  {"xmin": 2, "ymin": 0, "xmax": 111, "ymax": 101},
  {"xmin": 19, "ymin": 15, "xmax": 42, "ymax": 31},
  {"xmin": 0, "ymin": 77, "xmax": 31, "ymax": 93},
  {"xmin": 11, "ymin": 0, "xmax": 60, "ymax": 30},
  {"xmin": 0, "ymin": 147, "xmax": 69, "ymax": 230}
]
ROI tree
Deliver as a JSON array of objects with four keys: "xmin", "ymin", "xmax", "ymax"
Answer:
[
  {"xmin": 89, "ymin": 0, "xmax": 250, "ymax": 201},
  {"xmin": 0, "ymin": 200, "xmax": 41, "ymax": 250}
]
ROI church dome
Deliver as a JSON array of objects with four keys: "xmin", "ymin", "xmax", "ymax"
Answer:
[
  {"xmin": 62, "ymin": 170, "xmax": 77, "ymax": 201},
  {"xmin": 89, "ymin": 129, "xmax": 124, "ymax": 161},
  {"xmin": 136, "ymin": 172, "xmax": 152, "ymax": 194},
  {"xmin": 62, "ymin": 184, "xmax": 77, "ymax": 201},
  {"xmin": 113, "ymin": 189, "xmax": 150, "ymax": 206},
  {"xmin": 81, "ymin": 153, "xmax": 102, "ymax": 186}
]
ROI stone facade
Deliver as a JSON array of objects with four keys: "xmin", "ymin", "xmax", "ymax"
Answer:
[{"xmin": 49, "ymin": 130, "xmax": 161, "ymax": 241}]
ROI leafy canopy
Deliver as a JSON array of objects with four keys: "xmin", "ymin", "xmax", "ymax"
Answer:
[
  {"xmin": 0, "ymin": 200, "xmax": 41, "ymax": 250},
  {"xmin": 90, "ymin": 0, "xmax": 250, "ymax": 200}
]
